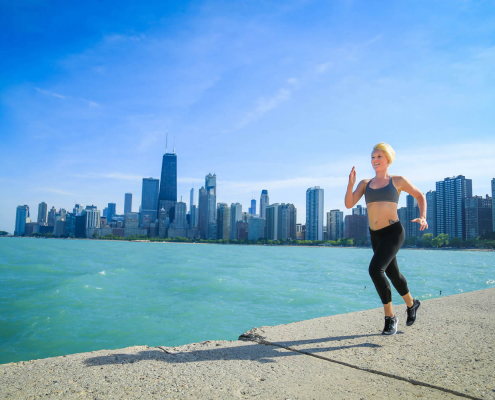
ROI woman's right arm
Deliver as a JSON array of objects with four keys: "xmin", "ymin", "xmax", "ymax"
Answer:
[{"xmin": 345, "ymin": 167, "xmax": 366, "ymax": 209}]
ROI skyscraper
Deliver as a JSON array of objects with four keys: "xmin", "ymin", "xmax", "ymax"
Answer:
[
  {"xmin": 65, "ymin": 213, "xmax": 76, "ymax": 238},
  {"xmin": 190, "ymin": 205, "xmax": 197, "ymax": 229},
  {"xmin": 158, "ymin": 151, "xmax": 178, "ymax": 223},
  {"xmin": 141, "ymin": 178, "xmax": 160, "ymax": 226},
  {"xmin": 266, "ymin": 203, "xmax": 279, "ymax": 240},
  {"xmin": 260, "ymin": 190, "xmax": 269, "ymax": 219},
  {"xmin": 436, "ymin": 175, "xmax": 472, "ymax": 239},
  {"xmin": 173, "ymin": 201, "xmax": 187, "ymax": 229},
  {"xmin": 124, "ymin": 212, "xmax": 139, "ymax": 238},
  {"xmin": 492, "ymin": 178, "xmax": 495, "ymax": 232},
  {"xmin": 53, "ymin": 215, "xmax": 66, "ymax": 237},
  {"xmin": 85, "ymin": 205, "xmax": 101, "ymax": 232},
  {"xmin": 73, "ymin": 204, "xmax": 83, "ymax": 214},
  {"xmin": 344, "ymin": 214, "xmax": 368, "ymax": 241},
  {"xmin": 107, "ymin": 203, "xmax": 116, "ymax": 222},
  {"xmin": 188, "ymin": 188, "xmax": 196, "ymax": 229},
  {"xmin": 306, "ymin": 186, "xmax": 324, "ymax": 241},
  {"xmin": 198, "ymin": 186, "xmax": 208, "ymax": 238},
  {"xmin": 15, "ymin": 205, "xmax": 29, "ymax": 236},
  {"xmin": 124, "ymin": 193, "xmax": 132, "ymax": 215},
  {"xmin": 75, "ymin": 214, "xmax": 87, "ymax": 238},
  {"xmin": 398, "ymin": 207, "xmax": 407, "ymax": 227},
  {"xmin": 249, "ymin": 199, "xmax": 256, "ymax": 215},
  {"xmin": 230, "ymin": 203, "xmax": 242, "ymax": 240},
  {"xmin": 328, "ymin": 209, "xmax": 344, "ymax": 240},
  {"xmin": 158, "ymin": 207, "xmax": 167, "ymax": 238},
  {"xmin": 465, "ymin": 195, "xmax": 492, "ymax": 239},
  {"xmin": 278, "ymin": 203, "xmax": 297, "ymax": 240},
  {"xmin": 352, "ymin": 205, "xmax": 367, "ymax": 216},
  {"xmin": 47, "ymin": 206, "xmax": 56, "ymax": 226},
  {"xmin": 425, "ymin": 191, "xmax": 437, "ymax": 237},
  {"xmin": 205, "ymin": 173, "xmax": 217, "ymax": 238},
  {"xmin": 37, "ymin": 202, "xmax": 48, "ymax": 224},
  {"xmin": 406, "ymin": 194, "xmax": 420, "ymax": 239},
  {"xmin": 248, "ymin": 218, "xmax": 266, "ymax": 241},
  {"xmin": 216, "ymin": 203, "xmax": 230, "ymax": 240}
]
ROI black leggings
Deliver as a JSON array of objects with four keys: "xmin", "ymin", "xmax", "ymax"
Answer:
[{"xmin": 369, "ymin": 221, "xmax": 409, "ymax": 304}]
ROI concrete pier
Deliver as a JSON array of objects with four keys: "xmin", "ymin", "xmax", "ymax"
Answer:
[{"xmin": 1, "ymin": 288, "xmax": 494, "ymax": 399}]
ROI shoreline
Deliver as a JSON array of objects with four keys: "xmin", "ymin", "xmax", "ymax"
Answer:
[
  {"xmin": 2, "ymin": 235, "xmax": 494, "ymax": 251},
  {"xmin": 1, "ymin": 288, "xmax": 494, "ymax": 399}
]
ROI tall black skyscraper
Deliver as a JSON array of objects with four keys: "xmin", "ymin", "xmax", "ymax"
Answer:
[
  {"xmin": 158, "ymin": 151, "xmax": 178, "ymax": 222},
  {"xmin": 159, "ymin": 153, "xmax": 177, "ymax": 202}
]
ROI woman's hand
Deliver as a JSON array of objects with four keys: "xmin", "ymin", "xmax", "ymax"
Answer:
[
  {"xmin": 348, "ymin": 167, "xmax": 356, "ymax": 187},
  {"xmin": 412, "ymin": 217, "xmax": 428, "ymax": 231}
]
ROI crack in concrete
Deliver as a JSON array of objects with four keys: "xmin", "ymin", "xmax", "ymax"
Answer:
[{"xmin": 241, "ymin": 336, "xmax": 483, "ymax": 400}]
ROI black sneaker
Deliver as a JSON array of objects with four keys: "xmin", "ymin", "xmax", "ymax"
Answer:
[
  {"xmin": 406, "ymin": 299, "xmax": 421, "ymax": 326},
  {"xmin": 382, "ymin": 316, "xmax": 399, "ymax": 335}
]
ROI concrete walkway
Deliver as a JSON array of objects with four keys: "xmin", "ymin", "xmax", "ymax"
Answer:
[{"xmin": 1, "ymin": 288, "xmax": 494, "ymax": 399}]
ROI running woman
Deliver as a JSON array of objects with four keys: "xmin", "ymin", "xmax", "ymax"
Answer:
[{"xmin": 345, "ymin": 143, "xmax": 427, "ymax": 335}]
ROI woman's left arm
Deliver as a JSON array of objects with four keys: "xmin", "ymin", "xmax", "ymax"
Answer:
[{"xmin": 396, "ymin": 176, "xmax": 428, "ymax": 231}]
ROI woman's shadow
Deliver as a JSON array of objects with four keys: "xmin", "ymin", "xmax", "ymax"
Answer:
[{"xmin": 83, "ymin": 332, "xmax": 384, "ymax": 367}]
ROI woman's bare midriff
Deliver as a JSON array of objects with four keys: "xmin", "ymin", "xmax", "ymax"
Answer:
[{"xmin": 367, "ymin": 202, "xmax": 399, "ymax": 231}]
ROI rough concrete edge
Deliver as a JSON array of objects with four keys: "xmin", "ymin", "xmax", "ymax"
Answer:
[
  {"xmin": 237, "ymin": 290, "xmax": 495, "ymax": 400},
  {"xmin": 239, "ymin": 287, "xmax": 495, "ymax": 339},
  {"xmin": 237, "ymin": 335, "xmax": 482, "ymax": 400}
]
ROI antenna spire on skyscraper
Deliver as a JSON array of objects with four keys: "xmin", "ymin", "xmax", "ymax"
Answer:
[
  {"xmin": 174, "ymin": 135, "xmax": 176, "ymax": 154},
  {"xmin": 166, "ymin": 131, "xmax": 168, "ymax": 153}
]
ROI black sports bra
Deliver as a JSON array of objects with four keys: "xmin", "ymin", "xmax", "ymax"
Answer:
[{"xmin": 365, "ymin": 177, "xmax": 400, "ymax": 204}]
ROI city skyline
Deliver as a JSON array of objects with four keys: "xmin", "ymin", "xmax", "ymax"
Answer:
[
  {"xmin": 2, "ymin": 1, "xmax": 495, "ymax": 231},
  {"xmin": 5, "ymin": 154, "xmax": 495, "ymax": 234}
]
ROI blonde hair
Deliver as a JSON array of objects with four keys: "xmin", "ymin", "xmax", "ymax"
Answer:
[{"xmin": 373, "ymin": 142, "xmax": 396, "ymax": 165}]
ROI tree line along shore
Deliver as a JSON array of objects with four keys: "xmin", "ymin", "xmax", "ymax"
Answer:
[{"xmin": 2, "ymin": 231, "xmax": 495, "ymax": 249}]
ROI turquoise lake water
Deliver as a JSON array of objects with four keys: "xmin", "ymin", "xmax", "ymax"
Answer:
[{"xmin": 1, "ymin": 237, "xmax": 494, "ymax": 364}]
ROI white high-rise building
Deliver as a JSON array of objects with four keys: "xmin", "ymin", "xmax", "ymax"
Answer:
[
  {"xmin": 260, "ymin": 190, "xmax": 269, "ymax": 219},
  {"xmin": 306, "ymin": 187, "xmax": 324, "ymax": 241},
  {"xmin": 85, "ymin": 206, "xmax": 101, "ymax": 229}
]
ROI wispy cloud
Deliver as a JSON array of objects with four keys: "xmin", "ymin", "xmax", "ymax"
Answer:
[
  {"xmin": 235, "ymin": 87, "xmax": 292, "ymax": 130},
  {"xmin": 103, "ymin": 33, "xmax": 146, "ymax": 44},
  {"xmin": 315, "ymin": 62, "xmax": 332, "ymax": 74},
  {"xmin": 35, "ymin": 87, "xmax": 99, "ymax": 107},
  {"xmin": 35, "ymin": 87, "xmax": 66, "ymax": 99}
]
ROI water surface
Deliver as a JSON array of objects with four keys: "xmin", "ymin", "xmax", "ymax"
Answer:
[{"xmin": 1, "ymin": 238, "xmax": 494, "ymax": 364}]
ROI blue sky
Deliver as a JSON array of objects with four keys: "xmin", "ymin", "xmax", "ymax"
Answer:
[{"xmin": 1, "ymin": 0, "xmax": 495, "ymax": 231}]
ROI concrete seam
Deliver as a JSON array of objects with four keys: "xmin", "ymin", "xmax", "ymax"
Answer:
[{"xmin": 252, "ymin": 338, "xmax": 482, "ymax": 400}]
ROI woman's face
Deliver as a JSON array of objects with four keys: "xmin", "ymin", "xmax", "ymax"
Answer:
[{"xmin": 371, "ymin": 149, "xmax": 389, "ymax": 172}]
